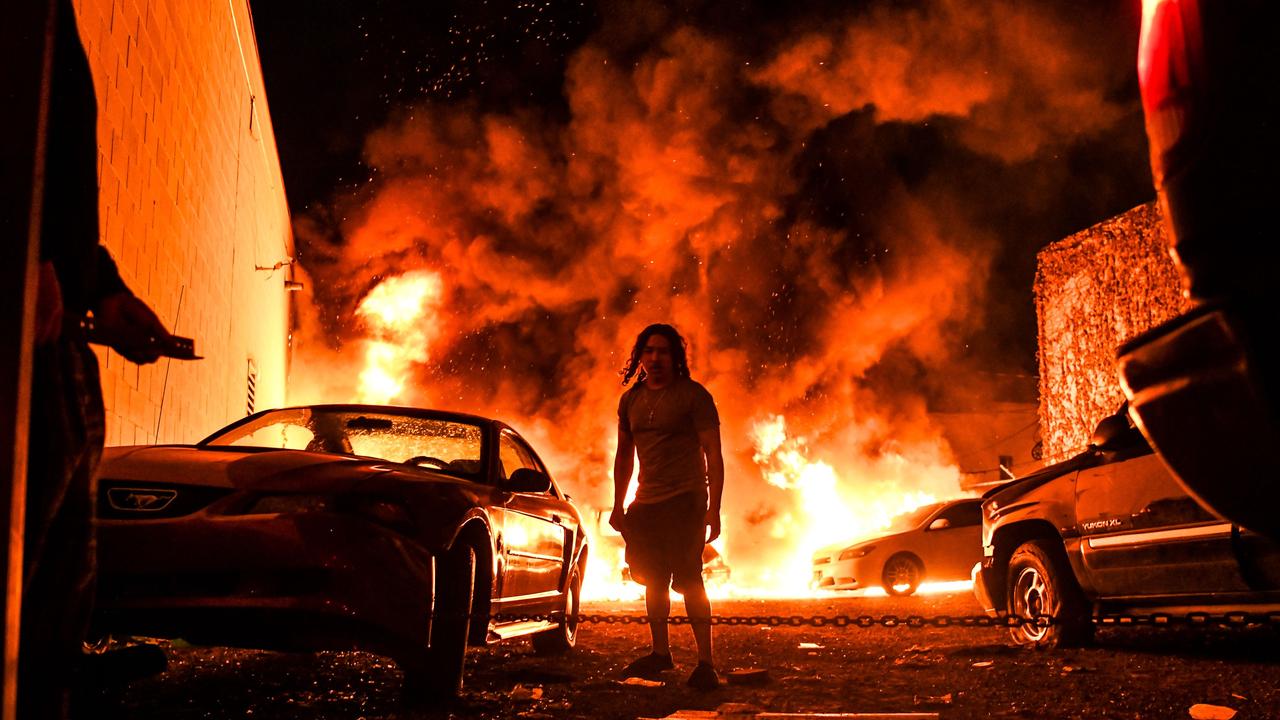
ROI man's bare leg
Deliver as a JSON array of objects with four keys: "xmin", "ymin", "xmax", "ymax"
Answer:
[
  {"xmin": 682, "ymin": 583, "xmax": 713, "ymax": 663},
  {"xmin": 621, "ymin": 585, "xmax": 676, "ymax": 678},
  {"xmin": 646, "ymin": 585, "xmax": 672, "ymax": 654}
]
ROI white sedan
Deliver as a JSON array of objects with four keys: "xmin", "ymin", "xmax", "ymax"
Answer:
[{"xmin": 811, "ymin": 498, "xmax": 983, "ymax": 596}]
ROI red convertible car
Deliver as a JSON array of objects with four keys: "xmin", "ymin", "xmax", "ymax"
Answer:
[{"xmin": 93, "ymin": 405, "xmax": 588, "ymax": 698}]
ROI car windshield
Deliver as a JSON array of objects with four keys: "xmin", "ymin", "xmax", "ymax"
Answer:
[
  {"xmin": 201, "ymin": 408, "xmax": 484, "ymax": 477},
  {"xmin": 884, "ymin": 502, "xmax": 945, "ymax": 533}
]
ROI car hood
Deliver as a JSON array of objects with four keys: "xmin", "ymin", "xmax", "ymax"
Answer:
[
  {"xmin": 815, "ymin": 529, "xmax": 913, "ymax": 556},
  {"xmin": 99, "ymin": 445, "xmax": 448, "ymax": 493},
  {"xmin": 982, "ymin": 447, "xmax": 1100, "ymax": 505}
]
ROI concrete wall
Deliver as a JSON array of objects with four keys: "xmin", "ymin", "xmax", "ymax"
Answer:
[
  {"xmin": 72, "ymin": 0, "xmax": 293, "ymax": 445},
  {"xmin": 1035, "ymin": 202, "xmax": 1189, "ymax": 463}
]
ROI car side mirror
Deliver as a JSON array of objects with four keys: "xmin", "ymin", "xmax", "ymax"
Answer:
[
  {"xmin": 506, "ymin": 468, "xmax": 552, "ymax": 493},
  {"xmin": 928, "ymin": 518, "xmax": 951, "ymax": 531}
]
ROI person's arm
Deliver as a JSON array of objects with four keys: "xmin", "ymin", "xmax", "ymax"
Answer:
[
  {"xmin": 609, "ymin": 428, "xmax": 635, "ymax": 533},
  {"xmin": 698, "ymin": 426, "xmax": 724, "ymax": 543}
]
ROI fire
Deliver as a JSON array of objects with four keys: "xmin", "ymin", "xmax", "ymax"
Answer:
[
  {"xmin": 340, "ymin": 276, "xmax": 969, "ymax": 601},
  {"xmin": 748, "ymin": 415, "xmax": 941, "ymax": 594},
  {"xmin": 571, "ymin": 415, "xmax": 963, "ymax": 601},
  {"xmin": 287, "ymin": 0, "xmax": 1130, "ymax": 605},
  {"xmin": 355, "ymin": 272, "xmax": 443, "ymax": 405}
]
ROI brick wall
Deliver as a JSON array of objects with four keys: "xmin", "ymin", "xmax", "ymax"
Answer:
[
  {"xmin": 73, "ymin": 0, "xmax": 293, "ymax": 444},
  {"xmin": 1034, "ymin": 202, "xmax": 1190, "ymax": 462}
]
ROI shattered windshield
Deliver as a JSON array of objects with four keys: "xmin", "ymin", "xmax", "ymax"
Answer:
[{"xmin": 202, "ymin": 408, "xmax": 484, "ymax": 477}]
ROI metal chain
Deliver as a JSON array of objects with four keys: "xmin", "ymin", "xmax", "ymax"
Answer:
[{"xmin": 445, "ymin": 611, "xmax": 1280, "ymax": 629}]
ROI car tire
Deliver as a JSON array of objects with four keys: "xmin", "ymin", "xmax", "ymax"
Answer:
[
  {"xmin": 1005, "ymin": 539, "xmax": 1092, "ymax": 648},
  {"xmin": 881, "ymin": 554, "xmax": 923, "ymax": 596},
  {"xmin": 531, "ymin": 564, "xmax": 582, "ymax": 655},
  {"xmin": 405, "ymin": 543, "xmax": 475, "ymax": 700}
]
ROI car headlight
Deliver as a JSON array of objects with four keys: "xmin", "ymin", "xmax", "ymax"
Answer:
[{"xmin": 838, "ymin": 544, "xmax": 875, "ymax": 560}]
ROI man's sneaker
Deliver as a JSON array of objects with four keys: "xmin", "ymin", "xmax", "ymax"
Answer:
[
  {"xmin": 621, "ymin": 652, "xmax": 675, "ymax": 678},
  {"xmin": 686, "ymin": 661, "xmax": 719, "ymax": 690}
]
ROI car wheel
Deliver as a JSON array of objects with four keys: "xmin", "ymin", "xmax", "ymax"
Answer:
[
  {"xmin": 881, "ymin": 554, "xmax": 923, "ymax": 596},
  {"xmin": 405, "ymin": 543, "xmax": 475, "ymax": 700},
  {"xmin": 531, "ymin": 564, "xmax": 582, "ymax": 655},
  {"xmin": 1006, "ymin": 539, "xmax": 1092, "ymax": 648}
]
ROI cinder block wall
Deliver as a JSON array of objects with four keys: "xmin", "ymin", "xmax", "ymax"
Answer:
[
  {"xmin": 1035, "ymin": 202, "xmax": 1190, "ymax": 463},
  {"xmin": 72, "ymin": 0, "xmax": 293, "ymax": 445}
]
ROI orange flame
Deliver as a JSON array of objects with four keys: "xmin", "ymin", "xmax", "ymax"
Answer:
[
  {"xmin": 288, "ymin": 0, "xmax": 1133, "ymax": 602},
  {"xmin": 355, "ymin": 272, "xmax": 443, "ymax": 405},
  {"xmin": 747, "ymin": 415, "xmax": 943, "ymax": 594}
]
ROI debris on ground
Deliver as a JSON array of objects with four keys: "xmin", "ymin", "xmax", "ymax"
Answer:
[
  {"xmin": 1188, "ymin": 704, "xmax": 1238, "ymax": 720},
  {"xmin": 913, "ymin": 693, "xmax": 953, "ymax": 706},
  {"xmin": 509, "ymin": 683, "xmax": 544, "ymax": 700},
  {"xmin": 798, "ymin": 643, "xmax": 823, "ymax": 649},
  {"xmin": 971, "ymin": 661, "xmax": 994, "ymax": 669},
  {"xmin": 642, "ymin": 709, "xmax": 941, "ymax": 719},
  {"xmin": 727, "ymin": 668, "xmax": 770, "ymax": 686},
  {"xmin": 616, "ymin": 677, "xmax": 665, "ymax": 687}
]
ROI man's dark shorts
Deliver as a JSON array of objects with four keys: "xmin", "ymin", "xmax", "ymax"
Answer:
[{"xmin": 623, "ymin": 491, "xmax": 707, "ymax": 593}]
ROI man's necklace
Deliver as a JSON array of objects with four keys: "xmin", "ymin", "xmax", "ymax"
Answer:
[{"xmin": 644, "ymin": 386, "xmax": 669, "ymax": 424}]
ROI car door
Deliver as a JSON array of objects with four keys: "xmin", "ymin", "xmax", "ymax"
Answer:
[
  {"xmin": 924, "ymin": 501, "xmax": 984, "ymax": 579},
  {"xmin": 1233, "ymin": 528, "xmax": 1280, "ymax": 591},
  {"xmin": 496, "ymin": 430, "xmax": 567, "ymax": 603},
  {"xmin": 1075, "ymin": 448, "xmax": 1245, "ymax": 597}
]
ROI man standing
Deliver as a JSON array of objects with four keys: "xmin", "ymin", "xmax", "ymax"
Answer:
[
  {"xmin": 25, "ymin": 3, "xmax": 170, "ymax": 717},
  {"xmin": 610, "ymin": 323, "xmax": 724, "ymax": 691}
]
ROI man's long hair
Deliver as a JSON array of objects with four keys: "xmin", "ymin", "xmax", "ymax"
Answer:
[{"xmin": 621, "ymin": 323, "xmax": 691, "ymax": 386}]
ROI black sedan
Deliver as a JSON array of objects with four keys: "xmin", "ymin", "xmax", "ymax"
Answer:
[{"xmin": 93, "ymin": 404, "xmax": 588, "ymax": 698}]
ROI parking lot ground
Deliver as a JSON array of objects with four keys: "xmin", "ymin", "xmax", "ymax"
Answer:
[{"xmin": 108, "ymin": 591, "xmax": 1280, "ymax": 719}]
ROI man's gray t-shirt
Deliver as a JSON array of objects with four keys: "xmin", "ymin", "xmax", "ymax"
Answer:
[{"xmin": 618, "ymin": 377, "xmax": 720, "ymax": 505}]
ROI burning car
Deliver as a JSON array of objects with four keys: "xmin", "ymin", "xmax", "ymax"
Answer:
[
  {"xmin": 972, "ymin": 406, "xmax": 1280, "ymax": 647},
  {"xmin": 92, "ymin": 404, "xmax": 588, "ymax": 698},
  {"xmin": 811, "ymin": 498, "xmax": 982, "ymax": 596}
]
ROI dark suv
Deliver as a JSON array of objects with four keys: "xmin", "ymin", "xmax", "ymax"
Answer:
[{"xmin": 971, "ymin": 407, "xmax": 1280, "ymax": 647}]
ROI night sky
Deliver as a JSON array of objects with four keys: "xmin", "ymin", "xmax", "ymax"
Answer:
[{"xmin": 250, "ymin": 0, "xmax": 1156, "ymax": 385}]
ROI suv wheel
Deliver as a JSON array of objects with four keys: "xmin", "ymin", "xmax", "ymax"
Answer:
[{"xmin": 1006, "ymin": 539, "xmax": 1092, "ymax": 647}]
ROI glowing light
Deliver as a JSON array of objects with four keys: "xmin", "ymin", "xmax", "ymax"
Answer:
[
  {"xmin": 746, "ymin": 414, "xmax": 943, "ymax": 597},
  {"xmin": 355, "ymin": 272, "xmax": 443, "ymax": 405}
]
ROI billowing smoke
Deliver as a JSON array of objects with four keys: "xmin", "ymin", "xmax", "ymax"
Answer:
[{"xmin": 288, "ymin": 0, "xmax": 1142, "ymax": 593}]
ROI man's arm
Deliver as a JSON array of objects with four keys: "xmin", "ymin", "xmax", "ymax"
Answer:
[
  {"xmin": 609, "ymin": 428, "xmax": 635, "ymax": 533},
  {"xmin": 698, "ymin": 427, "xmax": 724, "ymax": 543}
]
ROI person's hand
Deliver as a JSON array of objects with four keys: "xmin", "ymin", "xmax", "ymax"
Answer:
[
  {"xmin": 94, "ymin": 292, "xmax": 168, "ymax": 364},
  {"xmin": 608, "ymin": 507, "xmax": 626, "ymax": 534},
  {"xmin": 35, "ymin": 261, "xmax": 64, "ymax": 346},
  {"xmin": 705, "ymin": 509, "xmax": 721, "ymax": 544}
]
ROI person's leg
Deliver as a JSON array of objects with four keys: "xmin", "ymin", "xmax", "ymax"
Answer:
[
  {"xmin": 669, "ymin": 492, "xmax": 718, "ymax": 689},
  {"xmin": 681, "ymin": 581, "xmax": 712, "ymax": 663},
  {"xmin": 645, "ymin": 584, "xmax": 672, "ymax": 655},
  {"xmin": 621, "ymin": 500, "xmax": 675, "ymax": 677}
]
